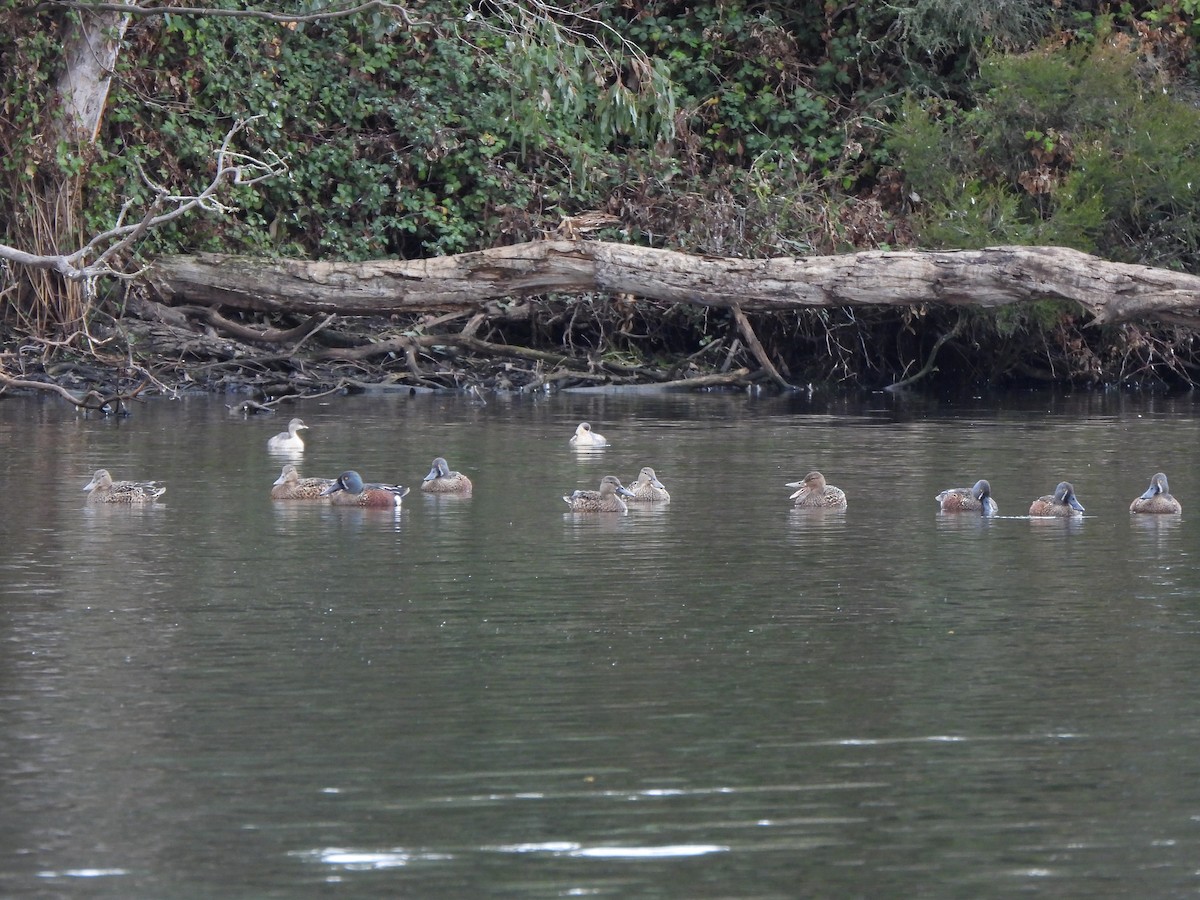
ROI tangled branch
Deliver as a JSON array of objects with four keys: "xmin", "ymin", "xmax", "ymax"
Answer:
[{"xmin": 0, "ymin": 118, "xmax": 286, "ymax": 284}]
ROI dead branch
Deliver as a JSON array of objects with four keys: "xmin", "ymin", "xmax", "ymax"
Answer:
[
  {"xmin": 0, "ymin": 370, "xmax": 147, "ymax": 410},
  {"xmin": 0, "ymin": 118, "xmax": 286, "ymax": 283},
  {"xmin": 731, "ymin": 304, "xmax": 791, "ymax": 390},
  {"xmin": 183, "ymin": 308, "xmax": 332, "ymax": 345},
  {"xmin": 886, "ymin": 314, "xmax": 966, "ymax": 391}
]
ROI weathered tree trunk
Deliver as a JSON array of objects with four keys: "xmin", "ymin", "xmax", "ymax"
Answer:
[
  {"xmin": 53, "ymin": 2, "xmax": 134, "ymax": 144},
  {"xmin": 148, "ymin": 241, "xmax": 1200, "ymax": 326}
]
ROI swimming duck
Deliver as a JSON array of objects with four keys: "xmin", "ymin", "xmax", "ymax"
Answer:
[
  {"xmin": 569, "ymin": 422, "xmax": 609, "ymax": 448},
  {"xmin": 627, "ymin": 466, "xmax": 671, "ymax": 502},
  {"xmin": 83, "ymin": 469, "xmax": 165, "ymax": 504},
  {"xmin": 420, "ymin": 457, "xmax": 473, "ymax": 494},
  {"xmin": 320, "ymin": 470, "xmax": 410, "ymax": 508},
  {"xmin": 267, "ymin": 417, "xmax": 308, "ymax": 451},
  {"xmin": 787, "ymin": 471, "xmax": 847, "ymax": 510},
  {"xmin": 271, "ymin": 464, "xmax": 335, "ymax": 500},
  {"xmin": 1129, "ymin": 472, "xmax": 1182, "ymax": 514},
  {"xmin": 1028, "ymin": 481, "xmax": 1085, "ymax": 517},
  {"xmin": 936, "ymin": 479, "xmax": 998, "ymax": 516},
  {"xmin": 563, "ymin": 475, "xmax": 634, "ymax": 512}
]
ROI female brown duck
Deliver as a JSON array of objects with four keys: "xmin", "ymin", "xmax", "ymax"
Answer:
[
  {"xmin": 1130, "ymin": 472, "xmax": 1181, "ymax": 514},
  {"xmin": 627, "ymin": 466, "xmax": 670, "ymax": 503},
  {"xmin": 420, "ymin": 457, "xmax": 473, "ymax": 494},
  {"xmin": 271, "ymin": 464, "xmax": 334, "ymax": 500},
  {"xmin": 83, "ymin": 469, "xmax": 165, "ymax": 504},
  {"xmin": 787, "ymin": 471, "xmax": 847, "ymax": 510},
  {"xmin": 1028, "ymin": 482, "xmax": 1085, "ymax": 517},
  {"xmin": 563, "ymin": 475, "xmax": 635, "ymax": 512}
]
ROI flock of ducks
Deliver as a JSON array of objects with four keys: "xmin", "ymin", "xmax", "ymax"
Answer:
[
  {"xmin": 929, "ymin": 473, "xmax": 1181, "ymax": 517},
  {"xmin": 80, "ymin": 418, "xmax": 1182, "ymax": 517}
]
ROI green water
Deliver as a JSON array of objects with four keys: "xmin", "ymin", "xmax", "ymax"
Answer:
[{"xmin": 1, "ymin": 388, "xmax": 1198, "ymax": 897}]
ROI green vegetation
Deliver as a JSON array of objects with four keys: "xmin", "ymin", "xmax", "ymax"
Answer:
[{"xmin": 3, "ymin": 0, "xmax": 1200, "ymax": 389}]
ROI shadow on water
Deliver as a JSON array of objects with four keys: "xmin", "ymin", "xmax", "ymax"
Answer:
[{"xmin": 2, "ymin": 388, "xmax": 1200, "ymax": 896}]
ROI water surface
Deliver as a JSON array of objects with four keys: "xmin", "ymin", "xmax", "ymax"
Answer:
[{"xmin": 1, "ymin": 388, "xmax": 1199, "ymax": 897}]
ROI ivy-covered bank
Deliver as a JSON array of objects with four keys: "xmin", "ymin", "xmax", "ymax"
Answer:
[{"xmin": 4, "ymin": 0, "xmax": 1200, "ymax": 402}]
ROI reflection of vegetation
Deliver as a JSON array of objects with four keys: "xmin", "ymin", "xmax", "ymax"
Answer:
[{"xmin": 4, "ymin": 2, "xmax": 1200, "ymax": 387}]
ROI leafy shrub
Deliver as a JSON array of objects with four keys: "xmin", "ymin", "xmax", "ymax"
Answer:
[{"xmin": 887, "ymin": 25, "xmax": 1200, "ymax": 268}]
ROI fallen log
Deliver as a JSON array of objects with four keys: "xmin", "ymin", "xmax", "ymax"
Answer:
[{"xmin": 147, "ymin": 240, "xmax": 1200, "ymax": 326}]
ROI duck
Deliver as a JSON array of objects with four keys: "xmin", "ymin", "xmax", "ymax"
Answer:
[
  {"xmin": 563, "ymin": 475, "xmax": 635, "ymax": 512},
  {"xmin": 1129, "ymin": 472, "xmax": 1182, "ymax": 514},
  {"xmin": 569, "ymin": 422, "xmax": 609, "ymax": 448},
  {"xmin": 420, "ymin": 456, "xmax": 473, "ymax": 494},
  {"xmin": 267, "ymin": 417, "xmax": 308, "ymax": 451},
  {"xmin": 1028, "ymin": 481, "xmax": 1085, "ymax": 517},
  {"xmin": 83, "ymin": 469, "xmax": 165, "ymax": 504},
  {"xmin": 270, "ymin": 464, "xmax": 335, "ymax": 500},
  {"xmin": 627, "ymin": 466, "xmax": 671, "ymax": 502},
  {"xmin": 320, "ymin": 470, "xmax": 410, "ymax": 508},
  {"xmin": 786, "ymin": 471, "xmax": 847, "ymax": 509},
  {"xmin": 936, "ymin": 479, "xmax": 998, "ymax": 516}
]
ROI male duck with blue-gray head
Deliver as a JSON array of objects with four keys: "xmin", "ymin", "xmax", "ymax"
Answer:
[
  {"xmin": 1130, "ymin": 472, "xmax": 1182, "ymax": 514},
  {"xmin": 563, "ymin": 475, "xmax": 635, "ymax": 512},
  {"xmin": 320, "ymin": 470, "xmax": 410, "ymax": 508},
  {"xmin": 787, "ymin": 471, "xmax": 847, "ymax": 510},
  {"xmin": 271, "ymin": 464, "xmax": 335, "ymax": 500},
  {"xmin": 936, "ymin": 479, "xmax": 998, "ymax": 516},
  {"xmin": 83, "ymin": 469, "xmax": 165, "ymax": 504},
  {"xmin": 569, "ymin": 422, "xmax": 609, "ymax": 448},
  {"xmin": 267, "ymin": 417, "xmax": 308, "ymax": 451},
  {"xmin": 627, "ymin": 466, "xmax": 671, "ymax": 502},
  {"xmin": 420, "ymin": 456, "xmax": 473, "ymax": 494},
  {"xmin": 1028, "ymin": 481, "xmax": 1085, "ymax": 517}
]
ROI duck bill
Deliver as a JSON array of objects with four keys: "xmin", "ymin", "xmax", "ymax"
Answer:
[
  {"xmin": 319, "ymin": 482, "xmax": 344, "ymax": 497},
  {"xmin": 1069, "ymin": 496, "xmax": 1085, "ymax": 512}
]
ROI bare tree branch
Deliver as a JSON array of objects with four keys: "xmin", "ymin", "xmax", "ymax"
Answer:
[
  {"xmin": 0, "ymin": 118, "xmax": 287, "ymax": 283},
  {"xmin": 0, "ymin": 370, "xmax": 148, "ymax": 410},
  {"xmin": 27, "ymin": 0, "xmax": 422, "ymax": 27}
]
